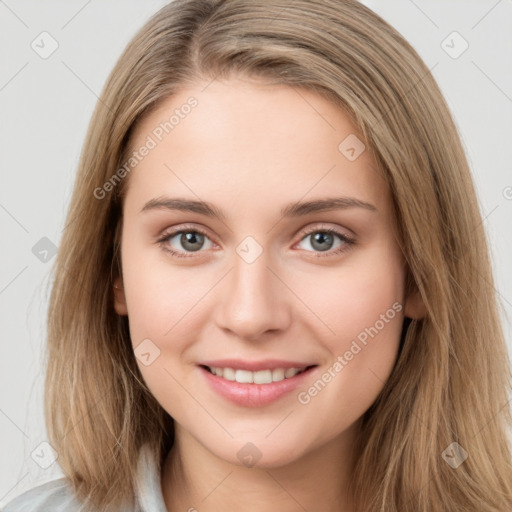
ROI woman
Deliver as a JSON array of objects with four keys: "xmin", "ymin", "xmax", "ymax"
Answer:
[{"xmin": 4, "ymin": 0, "xmax": 512, "ymax": 511}]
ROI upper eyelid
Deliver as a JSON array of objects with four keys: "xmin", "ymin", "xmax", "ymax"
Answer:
[
  {"xmin": 296, "ymin": 223, "xmax": 353, "ymax": 239},
  {"xmin": 160, "ymin": 223, "xmax": 216, "ymax": 243}
]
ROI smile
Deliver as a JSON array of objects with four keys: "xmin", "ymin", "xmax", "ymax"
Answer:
[
  {"xmin": 203, "ymin": 365, "xmax": 312, "ymax": 384},
  {"xmin": 198, "ymin": 364, "xmax": 319, "ymax": 407}
]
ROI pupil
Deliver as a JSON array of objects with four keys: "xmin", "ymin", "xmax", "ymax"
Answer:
[
  {"xmin": 182, "ymin": 232, "xmax": 203, "ymax": 251},
  {"xmin": 312, "ymin": 232, "xmax": 333, "ymax": 251}
]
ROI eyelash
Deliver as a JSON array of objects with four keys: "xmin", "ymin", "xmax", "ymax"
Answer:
[{"xmin": 156, "ymin": 224, "xmax": 356, "ymax": 259}]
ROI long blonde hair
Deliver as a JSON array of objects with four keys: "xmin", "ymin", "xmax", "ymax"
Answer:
[{"xmin": 45, "ymin": 0, "xmax": 512, "ymax": 510}]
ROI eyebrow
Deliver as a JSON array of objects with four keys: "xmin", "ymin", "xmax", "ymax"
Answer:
[{"xmin": 140, "ymin": 196, "xmax": 377, "ymax": 220}]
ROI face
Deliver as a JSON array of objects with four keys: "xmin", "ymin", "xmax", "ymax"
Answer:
[{"xmin": 113, "ymin": 77, "xmax": 424, "ymax": 468}]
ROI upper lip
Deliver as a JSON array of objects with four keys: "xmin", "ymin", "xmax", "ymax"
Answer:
[{"xmin": 198, "ymin": 359, "xmax": 317, "ymax": 372}]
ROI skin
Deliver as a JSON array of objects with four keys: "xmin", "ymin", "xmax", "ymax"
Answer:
[{"xmin": 113, "ymin": 76, "xmax": 426, "ymax": 512}]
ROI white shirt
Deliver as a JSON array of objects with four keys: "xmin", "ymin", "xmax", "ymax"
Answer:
[{"xmin": 1, "ymin": 443, "xmax": 168, "ymax": 511}]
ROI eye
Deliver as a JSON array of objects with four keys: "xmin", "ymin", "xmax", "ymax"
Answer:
[
  {"xmin": 157, "ymin": 224, "xmax": 356, "ymax": 259},
  {"xmin": 295, "ymin": 226, "xmax": 355, "ymax": 258},
  {"xmin": 157, "ymin": 225, "xmax": 215, "ymax": 258}
]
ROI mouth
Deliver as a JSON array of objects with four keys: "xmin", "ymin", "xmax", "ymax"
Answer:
[
  {"xmin": 199, "ymin": 364, "xmax": 317, "ymax": 384},
  {"xmin": 198, "ymin": 363, "xmax": 319, "ymax": 407}
]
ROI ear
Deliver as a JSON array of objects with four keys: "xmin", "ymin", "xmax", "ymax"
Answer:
[
  {"xmin": 113, "ymin": 275, "xmax": 128, "ymax": 316},
  {"xmin": 404, "ymin": 284, "xmax": 427, "ymax": 320}
]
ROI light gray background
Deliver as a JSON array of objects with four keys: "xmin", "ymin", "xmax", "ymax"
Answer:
[{"xmin": 1, "ymin": 0, "xmax": 511, "ymax": 506}]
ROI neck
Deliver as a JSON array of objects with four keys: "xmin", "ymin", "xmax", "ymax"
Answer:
[{"xmin": 161, "ymin": 422, "xmax": 360, "ymax": 512}]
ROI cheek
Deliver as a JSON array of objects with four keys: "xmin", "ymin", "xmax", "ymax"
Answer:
[
  {"xmin": 295, "ymin": 247, "xmax": 405, "ymax": 427},
  {"xmin": 121, "ymin": 254, "xmax": 201, "ymax": 413},
  {"xmin": 300, "ymin": 244, "xmax": 405, "ymax": 347},
  {"xmin": 121, "ymin": 242, "xmax": 216, "ymax": 410},
  {"xmin": 121, "ymin": 234, "xmax": 205, "ymax": 345}
]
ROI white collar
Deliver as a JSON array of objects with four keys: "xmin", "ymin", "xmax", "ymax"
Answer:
[{"xmin": 134, "ymin": 443, "xmax": 168, "ymax": 512}]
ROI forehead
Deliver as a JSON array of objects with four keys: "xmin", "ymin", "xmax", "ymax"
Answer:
[{"xmin": 124, "ymin": 78, "xmax": 389, "ymax": 217}]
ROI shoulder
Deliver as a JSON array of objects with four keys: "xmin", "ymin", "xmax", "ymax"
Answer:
[{"xmin": 1, "ymin": 478, "xmax": 84, "ymax": 512}]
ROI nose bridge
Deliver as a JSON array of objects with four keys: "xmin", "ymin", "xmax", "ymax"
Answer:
[{"xmin": 216, "ymin": 239, "xmax": 290, "ymax": 340}]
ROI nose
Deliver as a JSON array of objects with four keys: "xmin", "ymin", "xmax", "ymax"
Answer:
[{"xmin": 214, "ymin": 247, "xmax": 292, "ymax": 342}]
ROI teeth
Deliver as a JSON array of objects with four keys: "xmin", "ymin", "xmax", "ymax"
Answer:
[{"xmin": 207, "ymin": 366, "xmax": 306, "ymax": 383}]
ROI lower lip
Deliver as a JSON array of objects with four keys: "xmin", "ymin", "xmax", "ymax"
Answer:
[{"xmin": 198, "ymin": 365, "xmax": 317, "ymax": 407}]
